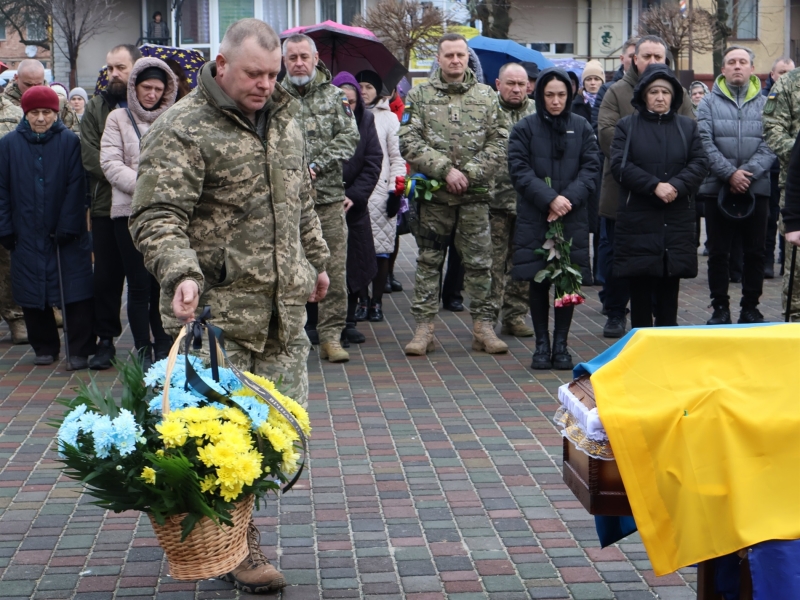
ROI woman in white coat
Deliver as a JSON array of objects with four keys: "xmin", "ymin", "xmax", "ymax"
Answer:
[
  {"xmin": 100, "ymin": 57, "xmax": 177, "ymax": 368},
  {"xmin": 356, "ymin": 70, "xmax": 406, "ymax": 322}
]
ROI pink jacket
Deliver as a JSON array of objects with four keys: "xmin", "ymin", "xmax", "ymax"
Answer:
[{"xmin": 100, "ymin": 57, "xmax": 178, "ymax": 218}]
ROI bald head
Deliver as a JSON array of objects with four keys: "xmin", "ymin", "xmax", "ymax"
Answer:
[
  {"xmin": 15, "ymin": 60, "xmax": 45, "ymax": 95},
  {"xmin": 496, "ymin": 63, "xmax": 528, "ymax": 107}
]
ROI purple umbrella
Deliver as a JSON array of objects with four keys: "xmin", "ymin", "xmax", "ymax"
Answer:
[{"xmin": 280, "ymin": 21, "xmax": 408, "ymax": 91}]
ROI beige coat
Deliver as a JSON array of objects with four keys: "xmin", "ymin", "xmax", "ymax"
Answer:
[
  {"xmin": 101, "ymin": 57, "xmax": 178, "ymax": 219},
  {"xmin": 367, "ymin": 98, "xmax": 405, "ymax": 253}
]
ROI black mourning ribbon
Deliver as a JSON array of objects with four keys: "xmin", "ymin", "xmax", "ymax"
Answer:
[{"xmin": 182, "ymin": 306, "xmax": 308, "ymax": 493}]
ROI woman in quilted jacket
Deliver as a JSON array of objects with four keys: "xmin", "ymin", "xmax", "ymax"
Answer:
[{"xmin": 100, "ymin": 57, "xmax": 177, "ymax": 369}]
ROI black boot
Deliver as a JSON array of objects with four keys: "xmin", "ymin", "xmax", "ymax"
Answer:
[
  {"xmin": 354, "ymin": 299, "xmax": 368, "ymax": 322},
  {"xmin": 342, "ymin": 322, "xmax": 365, "ymax": 344},
  {"xmin": 531, "ymin": 331, "xmax": 551, "ymax": 370},
  {"xmin": 529, "ymin": 284, "xmax": 551, "ymax": 370},
  {"xmin": 368, "ymin": 301, "xmax": 383, "ymax": 322},
  {"xmin": 89, "ymin": 338, "xmax": 116, "ymax": 370},
  {"xmin": 551, "ymin": 306, "xmax": 574, "ymax": 371}
]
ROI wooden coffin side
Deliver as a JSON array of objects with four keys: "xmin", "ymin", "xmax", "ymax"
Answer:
[{"xmin": 562, "ymin": 437, "xmax": 633, "ymax": 516}]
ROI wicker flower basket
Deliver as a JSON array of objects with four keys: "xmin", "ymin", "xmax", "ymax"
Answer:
[{"xmin": 148, "ymin": 494, "xmax": 254, "ymax": 580}]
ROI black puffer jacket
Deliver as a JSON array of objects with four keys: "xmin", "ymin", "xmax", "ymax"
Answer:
[
  {"xmin": 509, "ymin": 68, "xmax": 602, "ymax": 281},
  {"xmin": 610, "ymin": 64, "xmax": 708, "ymax": 280},
  {"xmin": 341, "ymin": 82, "xmax": 382, "ymax": 292}
]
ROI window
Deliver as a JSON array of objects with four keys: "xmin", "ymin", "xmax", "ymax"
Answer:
[
  {"xmin": 0, "ymin": 17, "xmax": 6, "ymax": 41},
  {"xmin": 219, "ymin": 0, "xmax": 253, "ymax": 40},
  {"xmin": 727, "ymin": 0, "xmax": 758, "ymax": 39},
  {"xmin": 26, "ymin": 19, "xmax": 46, "ymax": 42},
  {"xmin": 181, "ymin": 0, "xmax": 210, "ymax": 45},
  {"xmin": 318, "ymin": 0, "xmax": 363, "ymax": 25},
  {"xmin": 530, "ymin": 42, "xmax": 575, "ymax": 55},
  {"xmin": 263, "ymin": 0, "xmax": 289, "ymax": 33}
]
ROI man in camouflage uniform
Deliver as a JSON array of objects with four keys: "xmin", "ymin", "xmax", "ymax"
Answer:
[
  {"xmin": 400, "ymin": 33, "xmax": 509, "ymax": 355},
  {"xmin": 493, "ymin": 63, "xmax": 536, "ymax": 337},
  {"xmin": 0, "ymin": 95, "xmax": 24, "ymax": 343},
  {"xmin": 281, "ymin": 34, "xmax": 359, "ymax": 363},
  {"xmin": 130, "ymin": 19, "xmax": 330, "ymax": 593},
  {"xmin": 4, "ymin": 61, "xmax": 79, "ymax": 135},
  {"xmin": 763, "ymin": 67, "xmax": 800, "ymax": 320}
]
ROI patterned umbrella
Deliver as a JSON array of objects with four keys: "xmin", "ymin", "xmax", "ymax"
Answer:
[
  {"xmin": 280, "ymin": 20, "xmax": 408, "ymax": 91},
  {"xmin": 95, "ymin": 44, "xmax": 207, "ymax": 95}
]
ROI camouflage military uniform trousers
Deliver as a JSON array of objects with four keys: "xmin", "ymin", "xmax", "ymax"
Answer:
[
  {"xmin": 489, "ymin": 209, "xmax": 529, "ymax": 326},
  {"xmin": 782, "ymin": 236, "xmax": 800, "ymax": 322},
  {"xmin": 411, "ymin": 201, "xmax": 493, "ymax": 323},
  {"xmin": 0, "ymin": 246, "xmax": 23, "ymax": 325},
  {"xmin": 315, "ymin": 202, "xmax": 348, "ymax": 344},
  {"xmin": 194, "ymin": 315, "xmax": 312, "ymax": 408}
]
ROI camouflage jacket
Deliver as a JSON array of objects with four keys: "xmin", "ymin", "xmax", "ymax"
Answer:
[
  {"xmin": 763, "ymin": 67, "xmax": 800, "ymax": 189},
  {"xmin": 4, "ymin": 82, "xmax": 79, "ymax": 135},
  {"xmin": 130, "ymin": 62, "xmax": 330, "ymax": 353},
  {"xmin": 494, "ymin": 94, "xmax": 536, "ymax": 212},
  {"xmin": 281, "ymin": 64, "xmax": 359, "ymax": 204},
  {"xmin": 0, "ymin": 96, "xmax": 22, "ymax": 137},
  {"xmin": 399, "ymin": 68, "xmax": 508, "ymax": 205}
]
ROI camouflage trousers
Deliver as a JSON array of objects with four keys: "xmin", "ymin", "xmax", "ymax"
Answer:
[
  {"xmin": 193, "ymin": 326, "xmax": 311, "ymax": 408},
  {"xmin": 315, "ymin": 202, "xmax": 348, "ymax": 344},
  {"xmin": 411, "ymin": 201, "xmax": 493, "ymax": 323},
  {"xmin": 0, "ymin": 246, "xmax": 23, "ymax": 324},
  {"xmin": 783, "ymin": 241, "xmax": 800, "ymax": 322},
  {"xmin": 489, "ymin": 209, "xmax": 529, "ymax": 326}
]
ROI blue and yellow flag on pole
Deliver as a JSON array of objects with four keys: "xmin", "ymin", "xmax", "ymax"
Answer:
[{"xmin": 575, "ymin": 324, "xmax": 800, "ymax": 576}]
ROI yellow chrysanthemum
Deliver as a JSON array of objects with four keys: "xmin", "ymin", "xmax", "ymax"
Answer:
[
  {"xmin": 199, "ymin": 474, "xmax": 218, "ymax": 493},
  {"xmin": 236, "ymin": 372, "xmax": 311, "ymax": 436},
  {"xmin": 222, "ymin": 406, "xmax": 249, "ymax": 426},
  {"xmin": 140, "ymin": 467, "xmax": 157, "ymax": 485},
  {"xmin": 218, "ymin": 480, "xmax": 244, "ymax": 502},
  {"xmin": 282, "ymin": 450, "xmax": 301, "ymax": 475},
  {"xmin": 156, "ymin": 449, "xmax": 165, "ymax": 457},
  {"xmin": 156, "ymin": 419, "xmax": 188, "ymax": 448}
]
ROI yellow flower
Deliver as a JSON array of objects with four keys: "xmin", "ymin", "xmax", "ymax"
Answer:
[
  {"xmin": 156, "ymin": 419, "xmax": 188, "ymax": 448},
  {"xmin": 156, "ymin": 449, "xmax": 165, "ymax": 457},
  {"xmin": 282, "ymin": 450, "xmax": 301, "ymax": 475},
  {"xmin": 199, "ymin": 474, "xmax": 218, "ymax": 493},
  {"xmin": 140, "ymin": 467, "xmax": 157, "ymax": 485},
  {"xmin": 222, "ymin": 406, "xmax": 249, "ymax": 426},
  {"xmin": 235, "ymin": 371, "xmax": 312, "ymax": 436}
]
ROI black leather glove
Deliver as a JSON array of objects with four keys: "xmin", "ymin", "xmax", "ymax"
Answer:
[
  {"xmin": 386, "ymin": 193, "xmax": 401, "ymax": 219},
  {"xmin": 55, "ymin": 232, "xmax": 78, "ymax": 246},
  {"xmin": 0, "ymin": 235, "xmax": 15, "ymax": 251}
]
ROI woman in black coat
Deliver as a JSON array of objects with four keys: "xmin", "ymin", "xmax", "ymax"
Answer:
[
  {"xmin": 0, "ymin": 87, "xmax": 93, "ymax": 369},
  {"xmin": 332, "ymin": 72, "xmax": 382, "ymax": 343},
  {"xmin": 610, "ymin": 64, "xmax": 708, "ymax": 328},
  {"xmin": 509, "ymin": 68, "xmax": 601, "ymax": 371}
]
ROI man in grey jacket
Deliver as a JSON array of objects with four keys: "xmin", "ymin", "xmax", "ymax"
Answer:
[{"xmin": 697, "ymin": 45, "xmax": 775, "ymax": 325}]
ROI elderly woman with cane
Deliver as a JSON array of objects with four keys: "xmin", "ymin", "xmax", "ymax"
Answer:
[{"xmin": 0, "ymin": 86, "xmax": 93, "ymax": 369}]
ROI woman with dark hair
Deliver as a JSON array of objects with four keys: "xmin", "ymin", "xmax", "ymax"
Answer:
[
  {"xmin": 100, "ymin": 57, "xmax": 178, "ymax": 368},
  {"xmin": 610, "ymin": 64, "xmax": 708, "ymax": 328},
  {"xmin": 330, "ymin": 71, "xmax": 382, "ymax": 344},
  {"xmin": 356, "ymin": 69, "xmax": 406, "ymax": 321},
  {"xmin": 147, "ymin": 11, "xmax": 170, "ymax": 44},
  {"xmin": 508, "ymin": 68, "xmax": 601, "ymax": 370}
]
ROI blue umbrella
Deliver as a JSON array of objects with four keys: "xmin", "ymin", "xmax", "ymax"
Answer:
[{"xmin": 467, "ymin": 36, "xmax": 554, "ymax": 88}]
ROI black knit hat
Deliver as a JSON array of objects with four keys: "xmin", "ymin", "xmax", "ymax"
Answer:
[
  {"xmin": 355, "ymin": 70, "xmax": 385, "ymax": 95},
  {"xmin": 135, "ymin": 66, "xmax": 168, "ymax": 86}
]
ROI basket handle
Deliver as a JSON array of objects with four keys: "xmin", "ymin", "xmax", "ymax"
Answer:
[{"xmin": 162, "ymin": 326, "xmax": 188, "ymax": 415}]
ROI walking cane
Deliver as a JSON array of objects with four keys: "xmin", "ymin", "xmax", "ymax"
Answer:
[
  {"xmin": 55, "ymin": 242, "xmax": 71, "ymax": 365},
  {"xmin": 786, "ymin": 244, "xmax": 797, "ymax": 323}
]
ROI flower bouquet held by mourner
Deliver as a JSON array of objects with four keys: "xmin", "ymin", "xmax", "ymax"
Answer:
[
  {"xmin": 52, "ymin": 310, "xmax": 310, "ymax": 580},
  {"xmin": 404, "ymin": 172, "xmax": 488, "ymax": 201},
  {"xmin": 534, "ymin": 177, "xmax": 585, "ymax": 307}
]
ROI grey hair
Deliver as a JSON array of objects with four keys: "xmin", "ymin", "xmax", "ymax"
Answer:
[
  {"xmin": 219, "ymin": 18, "xmax": 280, "ymax": 57},
  {"xmin": 635, "ymin": 35, "xmax": 668, "ymax": 57},
  {"xmin": 724, "ymin": 45, "xmax": 755, "ymax": 65},
  {"xmin": 772, "ymin": 56, "xmax": 795, "ymax": 71},
  {"xmin": 282, "ymin": 34, "xmax": 317, "ymax": 56},
  {"xmin": 339, "ymin": 83, "xmax": 358, "ymax": 94}
]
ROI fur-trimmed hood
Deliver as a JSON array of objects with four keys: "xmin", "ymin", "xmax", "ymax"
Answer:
[{"xmin": 126, "ymin": 57, "xmax": 178, "ymax": 124}]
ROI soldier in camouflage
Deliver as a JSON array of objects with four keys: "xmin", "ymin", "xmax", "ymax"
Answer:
[
  {"xmin": 763, "ymin": 67, "xmax": 800, "ymax": 320},
  {"xmin": 281, "ymin": 34, "xmax": 359, "ymax": 363},
  {"xmin": 400, "ymin": 33, "xmax": 509, "ymax": 355},
  {"xmin": 130, "ymin": 20, "xmax": 330, "ymax": 593},
  {"xmin": 0, "ymin": 95, "xmax": 24, "ymax": 344},
  {"xmin": 493, "ymin": 63, "xmax": 536, "ymax": 337},
  {"xmin": 4, "ymin": 61, "xmax": 80, "ymax": 135}
]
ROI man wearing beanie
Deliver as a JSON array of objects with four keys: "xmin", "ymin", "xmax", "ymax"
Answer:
[
  {"xmin": 0, "ymin": 87, "xmax": 93, "ymax": 370},
  {"xmin": 80, "ymin": 43, "xmax": 142, "ymax": 370}
]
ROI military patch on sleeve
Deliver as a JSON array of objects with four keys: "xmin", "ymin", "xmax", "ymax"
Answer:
[
  {"xmin": 342, "ymin": 96, "xmax": 353, "ymax": 118},
  {"xmin": 401, "ymin": 102, "xmax": 413, "ymax": 125},
  {"xmin": 764, "ymin": 92, "xmax": 777, "ymax": 115}
]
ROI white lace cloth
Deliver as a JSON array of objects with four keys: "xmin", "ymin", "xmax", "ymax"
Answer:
[{"xmin": 557, "ymin": 383, "xmax": 608, "ymax": 442}]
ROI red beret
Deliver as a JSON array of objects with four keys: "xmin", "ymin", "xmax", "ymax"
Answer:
[{"xmin": 21, "ymin": 86, "xmax": 59, "ymax": 114}]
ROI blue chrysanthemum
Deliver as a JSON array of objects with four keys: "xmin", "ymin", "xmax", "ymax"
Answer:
[
  {"xmin": 112, "ymin": 409, "xmax": 142, "ymax": 456},
  {"xmin": 90, "ymin": 415, "xmax": 115, "ymax": 459},
  {"xmin": 148, "ymin": 386, "xmax": 201, "ymax": 414}
]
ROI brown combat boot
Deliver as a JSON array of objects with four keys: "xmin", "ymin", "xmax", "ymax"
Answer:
[
  {"xmin": 405, "ymin": 323, "xmax": 435, "ymax": 355},
  {"xmin": 501, "ymin": 319, "xmax": 535, "ymax": 337},
  {"xmin": 319, "ymin": 340, "xmax": 350, "ymax": 363},
  {"xmin": 221, "ymin": 523, "xmax": 287, "ymax": 593},
  {"xmin": 8, "ymin": 319, "xmax": 27, "ymax": 344},
  {"xmin": 472, "ymin": 321, "xmax": 509, "ymax": 354}
]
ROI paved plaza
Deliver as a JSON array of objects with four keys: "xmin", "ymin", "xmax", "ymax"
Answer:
[{"xmin": 0, "ymin": 237, "xmax": 786, "ymax": 600}]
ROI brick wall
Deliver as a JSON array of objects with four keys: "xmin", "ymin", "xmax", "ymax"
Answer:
[{"xmin": 0, "ymin": 25, "xmax": 52, "ymax": 72}]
